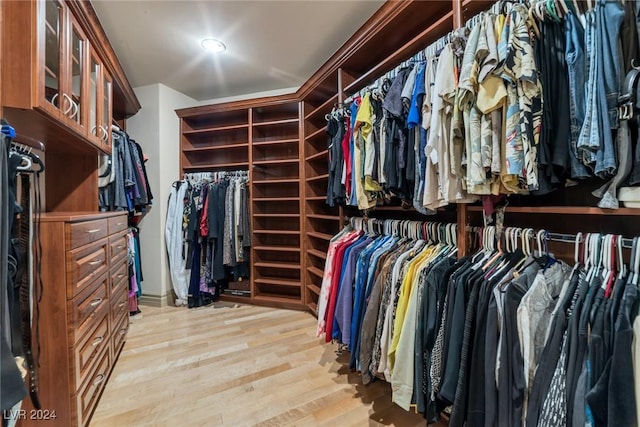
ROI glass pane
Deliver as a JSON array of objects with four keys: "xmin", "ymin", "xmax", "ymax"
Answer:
[
  {"xmin": 89, "ymin": 58, "xmax": 98, "ymax": 135},
  {"xmin": 102, "ymin": 78, "xmax": 111, "ymax": 131},
  {"xmin": 44, "ymin": 0, "xmax": 61, "ymax": 106},
  {"xmin": 70, "ymin": 27, "xmax": 83, "ymax": 124}
]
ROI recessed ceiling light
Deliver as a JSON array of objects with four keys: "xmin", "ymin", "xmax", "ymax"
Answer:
[{"xmin": 201, "ymin": 38, "xmax": 226, "ymax": 53}]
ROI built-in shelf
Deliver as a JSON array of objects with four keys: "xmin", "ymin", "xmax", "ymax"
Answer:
[
  {"xmin": 307, "ymin": 284, "xmax": 321, "ymax": 296},
  {"xmin": 253, "ymin": 214, "xmax": 300, "ymax": 218},
  {"xmin": 306, "ymin": 174, "xmax": 330, "ymax": 182},
  {"xmin": 305, "ymin": 94, "xmax": 339, "ymax": 120},
  {"xmin": 305, "ymin": 127, "xmax": 326, "ymax": 140},
  {"xmin": 306, "ymin": 150, "xmax": 328, "ymax": 162},
  {"xmin": 253, "ymin": 197, "xmax": 300, "ymax": 202},
  {"xmin": 254, "ymin": 294, "xmax": 302, "ymax": 303},
  {"xmin": 307, "ymin": 214, "xmax": 340, "ymax": 221},
  {"xmin": 306, "ymin": 196, "xmax": 327, "ymax": 201},
  {"xmin": 308, "ymin": 266, "xmax": 324, "ymax": 279},
  {"xmin": 253, "ymin": 230, "xmax": 300, "ymax": 235},
  {"xmin": 183, "ymin": 123, "xmax": 248, "ymax": 135},
  {"xmin": 254, "ymin": 261, "xmax": 301, "ymax": 270},
  {"xmin": 253, "ymin": 159, "xmax": 299, "ymax": 166},
  {"xmin": 183, "ymin": 162, "xmax": 249, "ymax": 171},
  {"xmin": 254, "ymin": 278, "xmax": 301, "ymax": 287},
  {"xmin": 307, "ymin": 249, "xmax": 327, "ymax": 260},
  {"xmin": 183, "ymin": 143, "xmax": 249, "ymax": 152},
  {"xmin": 308, "ymin": 302, "xmax": 318, "ymax": 313},
  {"xmin": 254, "ymin": 245, "xmax": 301, "ymax": 252},
  {"xmin": 307, "ymin": 231, "xmax": 333, "ymax": 241},
  {"xmin": 253, "ymin": 179, "xmax": 300, "ymax": 185},
  {"xmin": 252, "ymin": 138, "xmax": 299, "ymax": 147},
  {"xmin": 343, "ymin": 10, "xmax": 454, "ymax": 94},
  {"xmin": 253, "ymin": 118, "xmax": 299, "ymax": 127}
]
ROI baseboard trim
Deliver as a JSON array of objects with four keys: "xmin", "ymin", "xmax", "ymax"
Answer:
[{"xmin": 138, "ymin": 292, "xmax": 171, "ymax": 307}]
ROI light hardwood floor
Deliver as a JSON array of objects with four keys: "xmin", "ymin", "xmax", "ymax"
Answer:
[{"xmin": 91, "ymin": 303, "xmax": 443, "ymax": 427}]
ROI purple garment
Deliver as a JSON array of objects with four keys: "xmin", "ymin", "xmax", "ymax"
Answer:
[{"xmin": 334, "ymin": 237, "xmax": 373, "ymax": 346}]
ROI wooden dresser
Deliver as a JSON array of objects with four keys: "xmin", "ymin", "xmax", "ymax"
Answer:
[{"xmin": 23, "ymin": 212, "xmax": 129, "ymax": 426}]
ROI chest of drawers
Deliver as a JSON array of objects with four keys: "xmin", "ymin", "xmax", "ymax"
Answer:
[{"xmin": 22, "ymin": 212, "xmax": 129, "ymax": 426}]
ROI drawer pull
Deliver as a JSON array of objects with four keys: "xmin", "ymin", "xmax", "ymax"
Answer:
[
  {"xmin": 119, "ymin": 328, "xmax": 127, "ymax": 335},
  {"xmin": 89, "ymin": 259, "xmax": 103, "ymax": 266},
  {"xmin": 116, "ymin": 245, "xmax": 126, "ymax": 250},
  {"xmin": 89, "ymin": 298, "xmax": 103, "ymax": 307},
  {"xmin": 93, "ymin": 374, "xmax": 105, "ymax": 386},
  {"xmin": 91, "ymin": 336, "xmax": 104, "ymax": 347},
  {"xmin": 118, "ymin": 301, "xmax": 126, "ymax": 308},
  {"xmin": 116, "ymin": 222, "xmax": 125, "ymax": 226},
  {"xmin": 86, "ymin": 229, "xmax": 102, "ymax": 234},
  {"xmin": 116, "ymin": 273, "xmax": 125, "ymax": 279}
]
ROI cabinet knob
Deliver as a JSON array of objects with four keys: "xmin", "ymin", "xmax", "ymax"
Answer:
[
  {"xmin": 89, "ymin": 298, "xmax": 103, "ymax": 307},
  {"xmin": 88, "ymin": 259, "xmax": 102, "ymax": 266},
  {"xmin": 91, "ymin": 336, "xmax": 104, "ymax": 347}
]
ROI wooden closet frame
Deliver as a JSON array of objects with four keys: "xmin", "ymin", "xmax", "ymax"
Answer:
[{"xmin": 177, "ymin": 0, "xmax": 640, "ymax": 313}]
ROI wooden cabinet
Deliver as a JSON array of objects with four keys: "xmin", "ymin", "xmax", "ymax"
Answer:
[
  {"xmin": 1, "ymin": 0, "xmax": 135, "ymax": 156},
  {"xmin": 4, "ymin": 0, "xmax": 90, "ymax": 139},
  {"xmin": 24, "ymin": 212, "xmax": 129, "ymax": 427}
]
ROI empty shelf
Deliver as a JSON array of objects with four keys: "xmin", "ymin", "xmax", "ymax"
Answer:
[
  {"xmin": 305, "ymin": 94, "xmax": 339, "ymax": 121},
  {"xmin": 183, "ymin": 143, "xmax": 249, "ymax": 152},
  {"xmin": 253, "ymin": 118, "xmax": 299, "ymax": 127},
  {"xmin": 253, "ymin": 214, "xmax": 300, "ymax": 218},
  {"xmin": 252, "ymin": 159, "xmax": 300, "ymax": 166},
  {"xmin": 254, "ymin": 278, "xmax": 301, "ymax": 287},
  {"xmin": 307, "ymin": 249, "xmax": 327, "ymax": 260},
  {"xmin": 183, "ymin": 123, "xmax": 248, "ymax": 134},
  {"xmin": 254, "ymin": 261, "xmax": 301, "ymax": 270},
  {"xmin": 254, "ymin": 294, "xmax": 302, "ymax": 304},
  {"xmin": 252, "ymin": 138, "xmax": 299, "ymax": 147},
  {"xmin": 305, "ymin": 127, "xmax": 326, "ymax": 140},
  {"xmin": 254, "ymin": 245, "xmax": 301, "ymax": 252},
  {"xmin": 306, "ymin": 231, "xmax": 333, "ymax": 241},
  {"xmin": 308, "ymin": 266, "xmax": 324, "ymax": 279},
  {"xmin": 307, "ymin": 284, "xmax": 321, "ymax": 296},
  {"xmin": 253, "ymin": 179, "xmax": 300, "ymax": 184},
  {"xmin": 307, "ymin": 214, "xmax": 340, "ymax": 221},
  {"xmin": 306, "ymin": 174, "xmax": 329, "ymax": 182},
  {"xmin": 253, "ymin": 230, "xmax": 300, "ymax": 235},
  {"xmin": 253, "ymin": 197, "xmax": 300, "ymax": 202},
  {"xmin": 306, "ymin": 150, "xmax": 328, "ymax": 162},
  {"xmin": 183, "ymin": 162, "xmax": 249, "ymax": 170}
]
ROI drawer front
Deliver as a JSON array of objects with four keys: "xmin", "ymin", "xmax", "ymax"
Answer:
[
  {"xmin": 75, "ymin": 349, "xmax": 110, "ymax": 427},
  {"xmin": 67, "ymin": 239, "xmax": 109, "ymax": 298},
  {"xmin": 109, "ymin": 231, "xmax": 128, "ymax": 264},
  {"xmin": 110, "ymin": 261, "xmax": 128, "ymax": 296},
  {"xmin": 67, "ymin": 219, "xmax": 108, "ymax": 250},
  {"xmin": 111, "ymin": 286, "xmax": 129, "ymax": 327},
  {"xmin": 112, "ymin": 314, "xmax": 129, "ymax": 360},
  {"xmin": 73, "ymin": 312, "xmax": 109, "ymax": 388},
  {"xmin": 69, "ymin": 276, "xmax": 109, "ymax": 342},
  {"xmin": 108, "ymin": 215, "xmax": 128, "ymax": 235}
]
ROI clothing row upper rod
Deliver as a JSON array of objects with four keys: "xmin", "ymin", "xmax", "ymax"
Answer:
[{"xmin": 347, "ymin": 216, "xmax": 457, "ymax": 245}]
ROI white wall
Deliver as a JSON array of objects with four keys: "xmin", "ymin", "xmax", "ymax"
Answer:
[{"xmin": 126, "ymin": 84, "xmax": 196, "ymax": 302}]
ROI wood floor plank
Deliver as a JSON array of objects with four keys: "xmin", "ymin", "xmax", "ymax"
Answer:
[{"xmin": 90, "ymin": 304, "xmax": 441, "ymax": 426}]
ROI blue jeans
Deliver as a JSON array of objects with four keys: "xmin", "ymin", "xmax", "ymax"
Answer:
[
  {"xmin": 594, "ymin": 0, "xmax": 624, "ymax": 177},
  {"xmin": 577, "ymin": 10, "xmax": 599, "ymax": 169},
  {"xmin": 565, "ymin": 13, "xmax": 592, "ymax": 179}
]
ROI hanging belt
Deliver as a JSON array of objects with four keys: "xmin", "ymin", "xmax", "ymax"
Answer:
[{"xmin": 17, "ymin": 174, "xmax": 41, "ymax": 409}]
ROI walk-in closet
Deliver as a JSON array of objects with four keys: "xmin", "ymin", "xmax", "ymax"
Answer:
[{"xmin": 2, "ymin": 0, "xmax": 640, "ymax": 426}]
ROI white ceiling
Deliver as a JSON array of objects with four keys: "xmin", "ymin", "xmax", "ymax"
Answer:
[{"xmin": 92, "ymin": 0, "xmax": 385, "ymax": 101}]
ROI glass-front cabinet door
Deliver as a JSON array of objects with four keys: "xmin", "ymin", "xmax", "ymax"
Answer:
[
  {"xmin": 101, "ymin": 70, "xmax": 113, "ymax": 152},
  {"xmin": 64, "ymin": 12, "xmax": 87, "ymax": 132},
  {"xmin": 41, "ymin": 0, "xmax": 64, "ymax": 117},
  {"xmin": 88, "ymin": 49, "xmax": 102, "ymax": 147}
]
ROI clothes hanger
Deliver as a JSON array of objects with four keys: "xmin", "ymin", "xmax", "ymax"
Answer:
[
  {"xmin": 633, "ymin": 236, "xmax": 640, "ymax": 285},
  {"xmin": 618, "ymin": 234, "xmax": 627, "ymax": 280}
]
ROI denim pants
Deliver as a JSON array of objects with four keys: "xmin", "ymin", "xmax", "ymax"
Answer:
[
  {"xmin": 594, "ymin": 0, "xmax": 624, "ymax": 177},
  {"xmin": 565, "ymin": 13, "xmax": 592, "ymax": 179}
]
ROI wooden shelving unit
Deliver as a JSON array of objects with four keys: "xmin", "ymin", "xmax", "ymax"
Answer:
[
  {"xmin": 301, "ymin": 68, "xmax": 341, "ymax": 313},
  {"xmin": 177, "ymin": 96, "xmax": 304, "ymax": 309},
  {"xmin": 179, "ymin": 106, "xmax": 250, "ymax": 173},
  {"xmin": 251, "ymin": 100, "xmax": 303, "ymax": 305}
]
